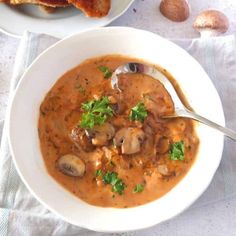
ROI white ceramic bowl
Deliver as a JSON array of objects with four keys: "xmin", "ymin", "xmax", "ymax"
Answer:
[{"xmin": 8, "ymin": 27, "xmax": 225, "ymax": 232}]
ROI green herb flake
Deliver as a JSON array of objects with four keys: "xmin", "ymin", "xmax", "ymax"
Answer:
[
  {"xmin": 129, "ymin": 102, "xmax": 148, "ymax": 122},
  {"xmin": 112, "ymin": 179, "xmax": 126, "ymax": 195},
  {"xmin": 103, "ymin": 171, "xmax": 118, "ymax": 185},
  {"xmin": 98, "ymin": 66, "xmax": 112, "ymax": 79},
  {"xmin": 133, "ymin": 184, "xmax": 144, "ymax": 193},
  {"xmin": 169, "ymin": 140, "xmax": 185, "ymax": 161},
  {"xmin": 103, "ymin": 171, "xmax": 126, "ymax": 195},
  {"xmin": 80, "ymin": 96, "xmax": 113, "ymax": 129},
  {"xmin": 95, "ymin": 169, "xmax": 103, "ymax": 177}
]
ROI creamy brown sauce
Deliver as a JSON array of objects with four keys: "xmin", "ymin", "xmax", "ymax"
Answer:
[{"xmin": 38, "ymin": 55, "xmax": 199, "ymax": 208}]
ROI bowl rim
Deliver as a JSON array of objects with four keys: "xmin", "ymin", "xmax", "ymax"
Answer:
[{"xmin": 7, "ymin": 26, "xmax": 225, "ymax": 232}]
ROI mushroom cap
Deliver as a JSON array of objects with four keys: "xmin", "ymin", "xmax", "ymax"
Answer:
[
  {"xmin": 157, "ymin": 164, "xmax": 169, "ymax": 176},
  {"xmin": 57, "ymin": 154, "xmax": 85, "ymax": 177},
  {"xmin": 114, "ymin": 127, "xmax": 145, "ymax": 155},
  {"xmin": 155, "ymin": 135, "xmax": 170, "ymax": 154},
  {"xmin": 86, "ymin": 123, "xmax": 115, "ymax": 146},
  {"xmin": 193, "ymin": 10, "xmax": 229, "ymax": 35},
  {"xmin": 159, "ymin": 0, "xmax": 190, "ymax": 22}
]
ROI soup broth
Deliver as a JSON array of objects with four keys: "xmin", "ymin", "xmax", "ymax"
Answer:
[{"xmin": 38, "ymin": 55, "xmax": 199, "ymax": 208}]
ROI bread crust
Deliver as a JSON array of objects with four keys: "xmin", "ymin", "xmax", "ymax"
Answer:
[{"xmin": 68, "ymin": 0, "xmax": 111, "ymax": 17}]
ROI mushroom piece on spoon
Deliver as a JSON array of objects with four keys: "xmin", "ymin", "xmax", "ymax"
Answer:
[
  {"xmin": 193, "ymin": 10, "xmax": 229, "ymax": 37},
  {"xmin": 159, "ymin": 0, "xmax": 190, "ymax": 22}
]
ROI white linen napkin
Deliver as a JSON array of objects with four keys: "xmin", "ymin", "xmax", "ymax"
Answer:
[{"xmin": 1, "ymin": 31, "xmax": 236, "ymax": 235}]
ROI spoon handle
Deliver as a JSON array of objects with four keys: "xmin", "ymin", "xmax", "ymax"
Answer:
[{"xmin": 170, "ymin": 109, "xmax": 236, "ymax": 141}]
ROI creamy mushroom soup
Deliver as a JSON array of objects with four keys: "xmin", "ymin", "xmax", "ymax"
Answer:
[{"xmin": 38, "ymin": 55, "xmax": 199, "ymax": 208}]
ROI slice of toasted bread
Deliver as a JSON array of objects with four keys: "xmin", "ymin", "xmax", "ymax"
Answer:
[
  {"xmin": 10, "ymin": 0, "xmax": 69, "ymax": 7},
  {"xmin": 68, "ymin": 0, "xmax": 111, "ymax": 17}
]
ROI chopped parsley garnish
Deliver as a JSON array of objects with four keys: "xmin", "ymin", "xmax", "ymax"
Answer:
[
  {"xmin": 133, "ymin": 184, "xmax": 144, "ymax": 193},
  {"xmin": 112, "ymin": 179, "xmax": 125, "ymax": 195},
  {"xmin": 129, "ymin": 102, "xmax": 148, "ymax": 122},
  {"xmin": 98, "ymin": 66, "xmax": 112, "ymax": 79},
  {"xmin": 103, "ymin": 171, "xmax": 126, "ymax": 195},
  {"xmin": 95, "ymin": 169, "xmax": 103, "ymax": 177},
  {"xmin": 103, "ymin": 171, "xmax": 118, "ymax": 185},
  {"xmin": 80, "ymin": 96, "xmax": 113, "ymax": 129},
  {"xmin": 169, "ymin": 141, "xmax": 185, "ymax": 161}
]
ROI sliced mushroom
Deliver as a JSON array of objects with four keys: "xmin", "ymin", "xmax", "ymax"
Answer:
[
  {"xmin": 88, "ymin": 148, "xmax": 104, "ymax": 169},
  {"xmin": 160, "ymin": 0, "xmax": 190, "ymax": 22},
  {"xmin": 157, "ymin": 164, "xmax": 169, "ymax": 176},
  {"xmin": 70, "ymin": 126, "xmax": 95, "ymax": 152},
  {"xmin": 86, "ymin": 123, "xmax": 115, "ymax": 146},
  {"xmin": 155, "ymin": 135, "xmax": 170, "ymax": 154},
  {"xmin": 114, "ymin": 127, "xmax": 145, "ymax": 155},
  {"xmin": 193, "ymin": 10, "xmax": 229, "ymax": 37},
  {"xmin": 57, "ymin": 154, "xmax": 85, "ymax": 177},
  {"xmin": 108, "ymin": 95, "xmax": 126, "ymax": 115}
]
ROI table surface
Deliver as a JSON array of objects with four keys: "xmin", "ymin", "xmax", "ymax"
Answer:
[{"xmin": 1, "ymin": 0, "xmax": 236, "ymax": 235}]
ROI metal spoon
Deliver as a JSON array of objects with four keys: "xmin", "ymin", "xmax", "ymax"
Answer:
[{"xmin": 111, "ymin": 62, "xmax": 236, "ymax": 140}]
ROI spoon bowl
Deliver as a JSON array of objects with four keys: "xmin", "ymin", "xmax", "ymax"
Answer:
[{"xmin": 112, "ymin": 62, "xmax": 236, "ymax": 140}]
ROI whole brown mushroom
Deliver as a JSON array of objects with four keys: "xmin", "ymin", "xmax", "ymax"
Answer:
[
  {"xmin": 193, "ymin": 10, "xmax": 229, "ymax": 37},
  {"xmin": 57, "ymin": 154, "xmax": 85, "ymax": 177},
  {"xmin": 160, "ymin": 0, "xmax": 190, "ymax": 22}
]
